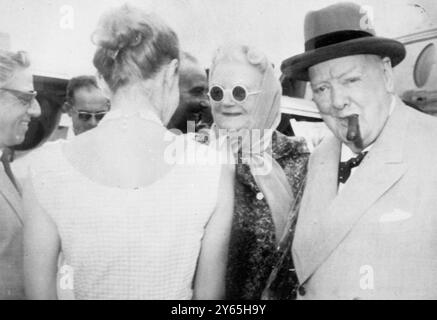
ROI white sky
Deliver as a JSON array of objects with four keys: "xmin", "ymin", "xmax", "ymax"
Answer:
[{"xmin": 0, "ymin": 0, "xmax": 436, "ymax": 78}]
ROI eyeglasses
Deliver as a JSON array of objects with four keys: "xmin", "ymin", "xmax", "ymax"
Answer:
[
  {"xmin": 73, "ymin": 110, "xmax": 108, "ymax": 122},
  {"xmin": 208, "ymin": 85, "xmax": 261, "ymax": 103},
  {"xmin": 0, "ymin": 88, "xmax": 38, "ymax": 106}
]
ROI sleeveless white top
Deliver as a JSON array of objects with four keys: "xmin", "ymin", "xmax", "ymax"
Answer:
[{"xmin": 28, "ymin": 116, "xmax": 223, "ymax": 300}]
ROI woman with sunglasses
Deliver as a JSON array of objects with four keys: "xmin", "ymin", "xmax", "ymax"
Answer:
[
  {"xmin": 203, "ymin": 44, "xmax": 310, "ymax": 300},
  {"xmin": 22, "ymin": 4, "xmax": 234, "ymax": 300}
]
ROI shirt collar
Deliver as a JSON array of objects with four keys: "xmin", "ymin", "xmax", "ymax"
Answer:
[
  {"xmin": 341, "ymin": 143, "xmax": 368, "ymax": 162},
  {"xmin": 66, "ymin": 126, "xmax": 75, "ymax": 140}
]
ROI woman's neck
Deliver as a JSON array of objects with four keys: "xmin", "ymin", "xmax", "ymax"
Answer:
[{"xmin": 110, "ymin": 83, "xmax": 159, "ymax": 116}]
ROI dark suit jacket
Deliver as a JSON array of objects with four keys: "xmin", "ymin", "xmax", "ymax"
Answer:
[{"xmin": 0, "ymin": 164, "xmax": 25, "ymax": 299}]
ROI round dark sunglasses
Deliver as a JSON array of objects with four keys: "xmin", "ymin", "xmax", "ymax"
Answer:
[{"xmin": 208, "ymin": 85, "xmax": 261, "ymax": 103}]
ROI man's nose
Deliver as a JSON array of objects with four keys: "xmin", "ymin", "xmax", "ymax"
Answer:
[
  {"xmin": 330, "ymin": 87, "xmax": 349, "ymax": 111},
  {"xmin": 199, "ymin": 99, "xmax": 210, "ymax": 109},
  {"xmin": 28, "ymin": 99, "xmax": 41, "ymax": 118},
  {"xmin": 89, "ymin": 116, "xmax": 98, "ymax": 127}
]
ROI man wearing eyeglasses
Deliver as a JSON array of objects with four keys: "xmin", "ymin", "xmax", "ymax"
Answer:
[
  {"xmin": 0, "ymin": 49, "xmax": 41, "ymax": 299},
  {"xmin": 63, "ymin": 75, "xmax": 110, "ymax": 137}
]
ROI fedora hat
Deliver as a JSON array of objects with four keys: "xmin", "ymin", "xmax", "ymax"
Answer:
[{"xmin": 281, "ymin": 2, "xmax": 406, "ymax": 81}]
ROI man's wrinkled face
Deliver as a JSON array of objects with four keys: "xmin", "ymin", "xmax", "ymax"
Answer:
[
  {"xmin": 69, "ymin": 86, "xmax": 110, "ymax": 135},
  {"xmin": 167, "ymin": 61, "xmax": 211, "ymax": 133},
  {"xmin": 0, "ymin": 67, "xmax": 41, "ymax": 148},
  {"xmin": 309, "ymin": 54, "xmax": 394, "ymax": 152}
]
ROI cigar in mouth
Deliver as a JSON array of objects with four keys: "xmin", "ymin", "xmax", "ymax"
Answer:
[
  {"xmin": 346, "ymin": 114, "xmax": 359, "ymax": 141},
  {"xmin": 346, "ymin": 114, "xmax": 363, "ymax": 149}
]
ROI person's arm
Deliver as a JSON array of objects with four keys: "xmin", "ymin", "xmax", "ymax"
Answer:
[
  {"xmin": 22, "ymin": 176, "xmax": 61, "ymax": 300},
  {"xmin": 193, "ymin": 164, "xmax": 235, "ymax": 300}
]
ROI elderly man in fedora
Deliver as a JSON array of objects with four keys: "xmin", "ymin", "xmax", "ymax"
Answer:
[{"xmin": 281, "ymin": 2, "xmax": 437, "ymax": 300}]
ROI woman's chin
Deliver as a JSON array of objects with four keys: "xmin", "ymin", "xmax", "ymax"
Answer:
[{"xmin": 216, "ymin": 117, "xmax": 248, "ymax": 131}]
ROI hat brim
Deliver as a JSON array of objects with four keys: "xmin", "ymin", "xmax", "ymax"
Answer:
[{"xmin": 281, "ymin": 37, "xmax": 406, "ymax": 81}]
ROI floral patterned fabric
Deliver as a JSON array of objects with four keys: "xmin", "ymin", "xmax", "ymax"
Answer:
[{"xmin": 196, "ymin": 130, "xmax": 309, "ymax": 299}]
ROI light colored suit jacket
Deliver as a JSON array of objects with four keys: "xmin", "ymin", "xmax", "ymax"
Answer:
[
  {"xmin": 0, "ymin": 164, "xmax": 25, "ymax": 299},
  {"xmin": 293, "ymin": 99, "xmax": 437, "ymax": 300}
]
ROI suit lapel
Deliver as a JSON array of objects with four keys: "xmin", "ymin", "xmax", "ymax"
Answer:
[
  {"xmin": 295, "ymin": 99, "xmax": 410, "ymax": 284},
  {"xmin": 0, "ymin": 166, "xmax": 23, "ymax": 225},
  {"xmin": 293, "ymin": 133, "xmax": 340, "ymax": 281}
]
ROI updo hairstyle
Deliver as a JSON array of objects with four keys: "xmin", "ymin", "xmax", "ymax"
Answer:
[{"xmin": 92, "ymin": 4, "xmax": 179, "ymax": 92}]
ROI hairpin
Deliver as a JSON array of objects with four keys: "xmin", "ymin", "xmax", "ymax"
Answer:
[
  {"xmin": 107, "ymin": 48, "xmax": 120, "ymax": 60},
  {"xmin": 130, "ymin": 32, "xmax": 142, "ymax": 47}
]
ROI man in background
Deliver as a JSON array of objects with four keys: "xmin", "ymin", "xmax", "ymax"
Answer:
[
  {"xmin": 61, "ymin": 75, "xmax": 110, "ymax": 138},
  {"xmin": 167, "ymin": 52, "xmax": 212, "ymax": 133}
]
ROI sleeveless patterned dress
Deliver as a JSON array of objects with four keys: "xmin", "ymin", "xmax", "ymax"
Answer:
[{"xmin": 28, "ymin": 129, "xmax": 223, "ymax": 299}]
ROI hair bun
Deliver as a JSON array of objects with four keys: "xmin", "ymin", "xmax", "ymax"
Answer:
[
  {"xmin": 92, "ymin": 4, "xmax": 179, "ymax": 92},
  {"xmin": 91, "ymin": 5, "xmax": 148, "ymax": 52}
]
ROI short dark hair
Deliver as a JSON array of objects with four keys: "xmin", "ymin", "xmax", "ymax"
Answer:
[{"xmin": 65, "ymin": 75, "xmax": 99, "ymax": 105}]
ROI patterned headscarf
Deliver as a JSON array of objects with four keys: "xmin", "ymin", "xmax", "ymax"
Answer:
[{"xmin": 210, "ymin": 45, "xmax": 294, "ymax": 238}]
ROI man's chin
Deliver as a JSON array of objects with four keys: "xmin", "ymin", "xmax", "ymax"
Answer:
[
  {"xmin": 6, "ymin": 137, "xmax": 25, "ymax": 149},
  {"xmin": 342, "ymin": 136, "xmax": 370, "ymax": 152}
]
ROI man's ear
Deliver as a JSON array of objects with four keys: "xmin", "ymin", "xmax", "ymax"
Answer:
[
  {"xmin": 62, "ymin": 102, "xmax": 73, "ymax": 116},
  {"xmin": 381, "ymin": 57, "xmax": 395, "ymax": 93},
  {"xmin": 164, "ymin": 58, "xmax": 179, "ymax": 90}
]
